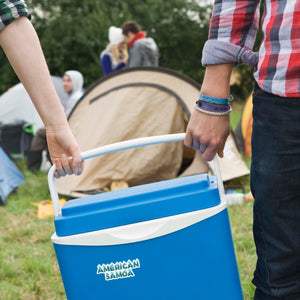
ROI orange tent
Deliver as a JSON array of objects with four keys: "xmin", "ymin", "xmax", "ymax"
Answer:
[{"xmin": 241, "ymin": 93, "xmax": 253, "ymax": 157}]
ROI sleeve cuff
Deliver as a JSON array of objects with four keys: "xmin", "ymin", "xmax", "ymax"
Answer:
[{"xmin": 201, "ymin": 40, "xmax": 258, "ymax": 67}]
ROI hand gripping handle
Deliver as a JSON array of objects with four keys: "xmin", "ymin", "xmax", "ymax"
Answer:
[{"xmin": 48, "ymin": 133, "xmax": 225, "ymax": 217}]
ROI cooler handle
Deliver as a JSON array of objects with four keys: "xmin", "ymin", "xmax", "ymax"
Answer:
[{"xmin": 48, "ymin": 133, "xmax": 225, "ymax": 217}]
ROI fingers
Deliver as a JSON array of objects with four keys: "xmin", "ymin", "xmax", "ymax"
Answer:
[
  {"xmin": 62, "ymin": 155, "xmax": 73, "ymax": 175},
  {"xmin": 45, "ymin": 125, "xmax": 84, "ymax": 178},
  {"xmin": 192, "ymin": 135, "xmax": 201, "ymax": 152},
  {"xmin": 53, "ymin": 154, "xmax": 84, "ymax": 179},
  {"xmin": 53, "ymin": 157, "xmax": 66, "ymax": 179},
  {"xmin": 185, "ymin": 134, "xmax": 217, "ymax": 161},
  {"xmin": 185, "ymin": 130, "xmax": 217, "ymax": 161},
  {"xmin": 184, "ymin": 109, "xmax": 230, "ymax": 161},
  {"xmin": 70, "ymin": 147, "xmax": 84, "ymax": 176},
  {"xmin": 184, "ymin": 131, "xmax": 193, "ymax": 148},
  {"xmin": 202, "ymin": 144, "xmax": 218, "ymax": 161},
  {"xmin": 217, "ymin": 140, "xmax": 226, "ymax": 158}
]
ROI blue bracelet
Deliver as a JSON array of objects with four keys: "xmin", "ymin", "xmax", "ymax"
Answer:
[{"xmin": 199, "ymin": 93, "xmax": 233, "ymax": 105}]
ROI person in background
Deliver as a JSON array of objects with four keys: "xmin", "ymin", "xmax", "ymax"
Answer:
[
  {"xmin": 0, "ymin": 1, "xmax": 83, "ymax": 178},
  {"xmin": 100, "ymin": 26, "xmax": 128, "ymax": 76},
  {"xmin": 121, "ymin": 20, "xmax": 159, "ymax": 68},
  {"xmin": 28, "ymin": 70, "xmax": 84, "ymax": 171},
  {"xmin": 184, "ymin": 1, "xmax": 300, "ymax": 299},
  {"xmin": 62, "ymin": 70, "xmax": 84, "ymax": 117}
]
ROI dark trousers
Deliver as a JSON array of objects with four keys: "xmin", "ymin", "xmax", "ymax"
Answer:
[{"xmin": 251, "ymin": 83, "xmax": 300, "ymax": 299}]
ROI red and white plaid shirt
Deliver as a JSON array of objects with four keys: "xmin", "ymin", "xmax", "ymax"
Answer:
[{"xmin": 202, "ymin": 0, "xmax": 300, "ymax": 97}]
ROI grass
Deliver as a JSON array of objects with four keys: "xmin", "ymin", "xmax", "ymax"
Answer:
[
  {"xmin": 1, "ymin": 114, "xmax": 256, "ymax": 299},
  {"xmin": 0, "ymin": 164, "xmax": 66, "ymax": 300}
]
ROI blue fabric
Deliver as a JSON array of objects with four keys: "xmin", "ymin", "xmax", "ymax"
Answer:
[
  {"xmin": 251, "ymin": 83, "xmax": 300, "ymax": 299},
  {"xmin": 0, "ymin": 146, "xmax": 24, "ymax": 204},
  {"xmin": 100, "ymin": 54, "xmax": 125, "ymax": 76}
]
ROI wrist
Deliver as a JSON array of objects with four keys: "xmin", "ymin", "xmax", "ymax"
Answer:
[
  {"xmin": 201, "ymin": 63, "xmax": 234, "ymax": 98},
  {"xmin": 195, "ymin": 101, "xmax": 232, "ymax": 116},
  {"xmin": 199, "ymin": 93, "xmax": 233, "ymax": 105},
  {"xmin": 195, "ymin": 93, "xmax": 233, "ymax": 116},
  {"xmin": 44, "ymin": 109, "xmax": 68, "ymax": 130}
]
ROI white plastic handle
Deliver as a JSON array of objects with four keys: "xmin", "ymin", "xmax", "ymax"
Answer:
[{"xmin": 48, "ymin": 133, "xmax": 225, "ymax": 217}]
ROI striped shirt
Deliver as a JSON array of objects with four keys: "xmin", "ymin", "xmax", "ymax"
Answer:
[
  {"xmin": 202, "ymin": 0, "xmax": 300, "ymax": 97},
  {"xmin": 0, "ymin": 0, "xmax": 30, "ymax": 31}
]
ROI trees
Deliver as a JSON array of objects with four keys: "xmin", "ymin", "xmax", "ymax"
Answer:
[{"xmin": 0, "ymin": 0, "xmax": 211, "ymax": 93}]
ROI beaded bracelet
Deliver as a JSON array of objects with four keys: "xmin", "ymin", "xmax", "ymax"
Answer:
[
  {"xmin": 195, "ymin": 100, "xmax": 232, "ymax": 116},
  {"xmin": 199, "ymin": 93, "xmax": 233, "ymax": 105}
]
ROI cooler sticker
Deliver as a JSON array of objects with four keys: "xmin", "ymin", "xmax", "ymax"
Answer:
[{"xmin": 96, "ymin": 258, "xmax": 140, "ymax": 281}]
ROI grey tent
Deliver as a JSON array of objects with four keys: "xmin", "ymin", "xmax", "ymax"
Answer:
[
  {"xmin": 0, "ymin": 144, "xmax": 24, "ymax": 205},
  {"xmin": 0, "ymin": 76, "xmax": 68, "ymax": 157},
  {"xmin": 56, "ymin": 67, "xmax": 249, "ymax": 197}
]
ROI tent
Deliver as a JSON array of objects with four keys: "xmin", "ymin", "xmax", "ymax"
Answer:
[
  {"xmin": 234, "ymin": 92, "xmax": 253, "ymax": 157},
  {"xmin": 0, "ymin": 145, "xmax": 24, "ymax": 205},
  {"xmin": 56, "ymin": 67, "xmax": 250, "ymax": 197},
  {"xmin": 0, "ymin": 76, "xmax": 68, "ymax": 157}
]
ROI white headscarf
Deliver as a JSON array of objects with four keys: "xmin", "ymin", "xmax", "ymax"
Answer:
[{"xmin": 64, "ymin": 70, "xmax": 84, "ymax": 117}]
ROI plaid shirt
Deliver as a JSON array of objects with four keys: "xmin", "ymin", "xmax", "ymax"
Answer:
[
  {"xmin": 0, "ymin": 0, "xmax": 30, "ymax": 31},
  {"xmin": 202, "ymin": 0, "xmax": 300, "ymax": 98}
]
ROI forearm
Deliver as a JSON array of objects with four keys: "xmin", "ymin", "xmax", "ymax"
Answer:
[
  {"xmin": 0, "ymin": 17, "xmax": 67, "ymax": 129},
  {"xmin": 184, "ymin": 63, "xmax": 234, "ymax": 161},
  {"xmin": 200, "ymin": 63, "xmax": 234, "ymax": 98}
]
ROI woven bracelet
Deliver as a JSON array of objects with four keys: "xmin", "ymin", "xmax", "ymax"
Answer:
[
  {"xmin": 195, "ymin": 101, "xmax": 231, "ymax": 116},
  {"xmin": 199, "ymin": 93, "xmax": 233, "ymax": 105},
  {"xmin": 196, "ymin": 100, "xmax": 231, "ymax": 112}
]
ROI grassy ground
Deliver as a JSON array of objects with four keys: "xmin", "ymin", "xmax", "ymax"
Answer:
[
  {"xmin": 0, "ymin": 165, "xmax": 66, "ymax": 300},
  {"xmin": 1, "ymin": 108, "xmax": 256, "ymax": 299}
]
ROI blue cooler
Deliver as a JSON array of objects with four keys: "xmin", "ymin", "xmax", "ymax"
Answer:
[{"xmin": 48, "ymin": 134, "xmax": 243, "ymax": 300}]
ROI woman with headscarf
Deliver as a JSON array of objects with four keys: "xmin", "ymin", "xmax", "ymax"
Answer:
[
  {"xmin": 63, "ymin": 70, "xmax": 84, "ymax": 117},
  {"xmin": 100, "ymin": 26, "xmax": 128, "ymax": 75}
]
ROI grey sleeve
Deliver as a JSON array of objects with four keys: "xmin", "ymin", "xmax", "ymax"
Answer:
[{"xmin": 201, "ymin": 40, "xmax": 259, "ymax": 67}]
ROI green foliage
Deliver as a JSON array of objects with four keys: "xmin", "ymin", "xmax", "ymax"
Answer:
[
  {"xmin": 0, "ymin": 0, "xmax": 211, "ymax": 93},
  {"xmin": 0, "ymin": 0, "xmax": 264, "ymax": 105},
  {"xmin": 230, "ymin": 65, "xmax": 255, "ymax": 102},
  {"xmin": 0, "ymin": 48, "xmax": 19, "ymax": 94}
]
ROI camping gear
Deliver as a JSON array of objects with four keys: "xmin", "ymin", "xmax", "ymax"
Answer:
[
  {"xmin": 31, "ymin": 199, "xmax": 66, "ymax": 219},
  {"xmin": 56, "ymin": 67, "xmax": 249, "ymax": 198},
  {"xmin": 0, "ymin": 145, "xmax": 24, "ymax": 205},
  {"xmin": 49, "ymin": 134, "xmax": 243, "ymax": 300},
  {"xmin": 0, "ymin": 76, "xmax": 68, "ymax": 158}
]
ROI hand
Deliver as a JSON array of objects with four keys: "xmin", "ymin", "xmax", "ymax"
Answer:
[
  {"xmin": 184, "ymin": 109, "xmax": 230, "ymax": 161},
  {"xmin": 46, "ymin": 125, "xmax": 84, "ymax": 178},
  {"xmin": 122, "ymin": 50, "xmax": 129, "ymax": 64}
]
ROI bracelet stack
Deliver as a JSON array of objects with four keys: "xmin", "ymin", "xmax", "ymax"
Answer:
[{"xmin": 195, "ymin": 93, "xmax": 233, "ymax": 116}]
